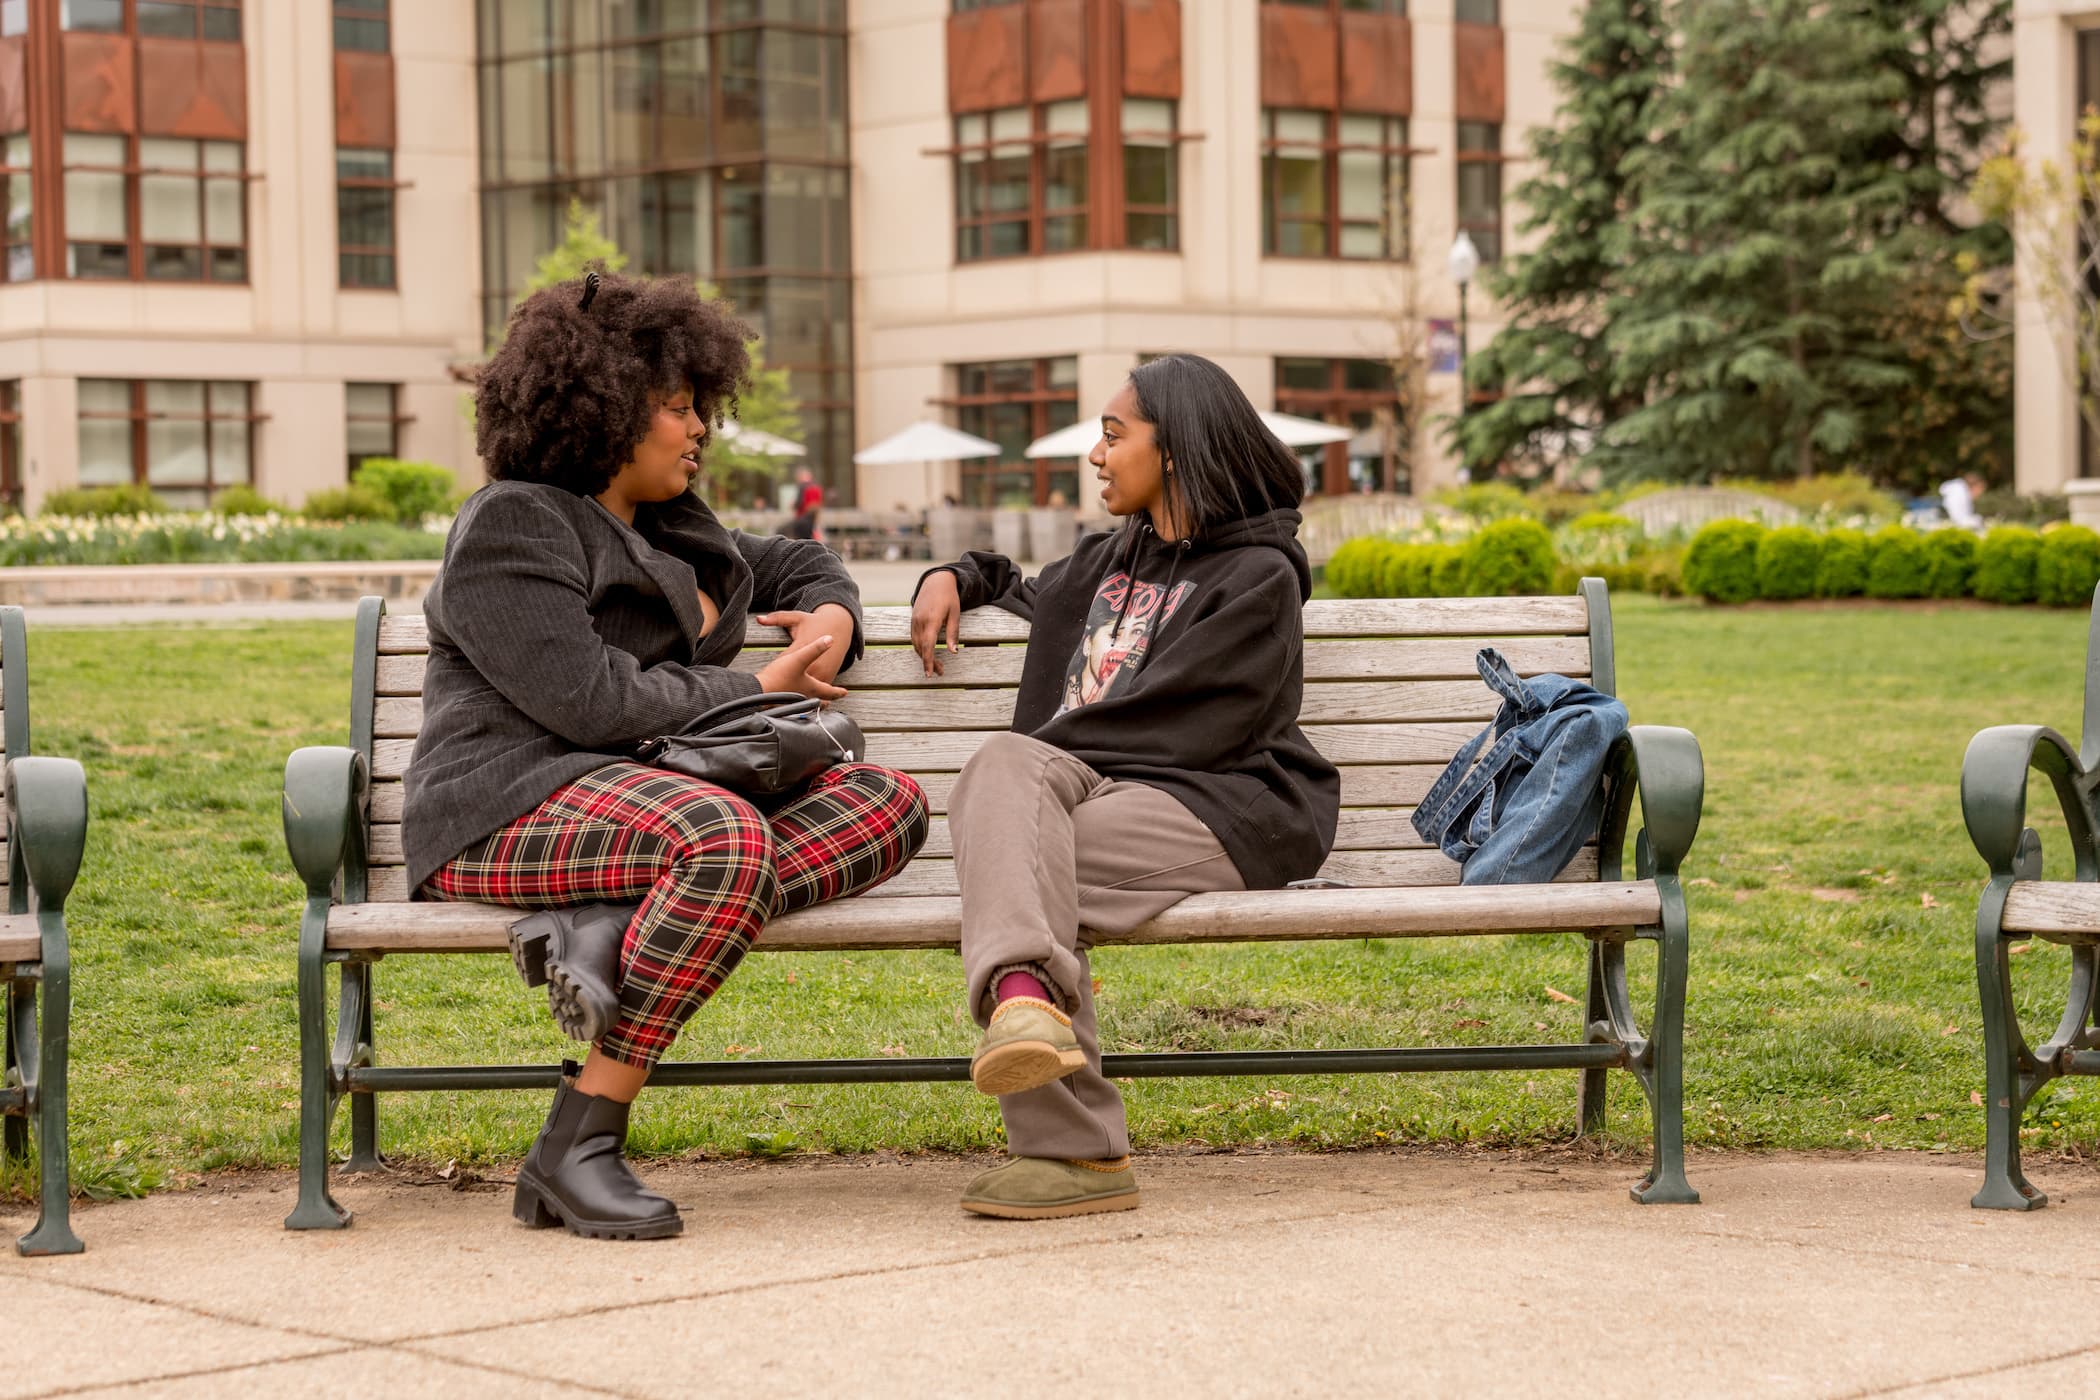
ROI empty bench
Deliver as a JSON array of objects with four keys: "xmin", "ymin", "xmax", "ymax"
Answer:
[
  {"xmin": 0, "ymin": 607, "xmax": 90, "ymax": 1255},
  {"xmin": 282, "ymin": 580, "xmax": 1705, "ymax": 1228}
]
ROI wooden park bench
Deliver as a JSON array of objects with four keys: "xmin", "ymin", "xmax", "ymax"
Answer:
[
  {"xmin": 282, "ymin": 580, "xmax": 1706, "ymax": 1229},
  {"xmin": 1964, "ymin": 584, "xmax": 2100, "ymax": 1209},
  {"xmin": 0, "ymin": 608, "xmax": 90, "ymax": 1255}
]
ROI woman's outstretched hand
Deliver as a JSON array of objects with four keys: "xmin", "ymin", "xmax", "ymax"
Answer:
[
  {"xmin": 756, "ymin": 604, "xmax": 855, "ymax": 684},
  {"xmin": 754, "ymin": 632, "xmax": 849, "ymax": 701},
  {"xmin": 911, "ymin": 570, "xmax": 963, "ymax": 677}
]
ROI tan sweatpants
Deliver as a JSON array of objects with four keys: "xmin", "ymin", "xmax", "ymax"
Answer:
[{"xmin": 949, "ymin": 731, "xmax": 1245, "ymax": 1161}]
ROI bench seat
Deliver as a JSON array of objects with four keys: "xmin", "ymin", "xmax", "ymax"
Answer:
[{"xmin": 326, "ymin": 882, "xmax": 1665, "ymax": 954}]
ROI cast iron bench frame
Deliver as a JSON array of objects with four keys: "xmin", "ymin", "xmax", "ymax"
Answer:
[
  {"xmin": 282, "ymin": 579, "xmax": 1705, "ymax": 1230},
  {"xmin": 0, "ymin": 607, "xmax": 90, "ymax": 1255}
]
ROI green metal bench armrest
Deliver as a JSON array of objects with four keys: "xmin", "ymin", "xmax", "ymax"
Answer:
[
  {"xmin": 1600, "ymin": 726, "xmax": 1704, "ymax": 880},
  {"xmin": 283, "ymin": 747, "xmax": 368, "ymax": 899},
  {"xmin": 6, "ymin": 758, "xmax": 87, "ymax": 911},
  {"xmin": 1962, "ymin": 725, "xmax": 2098, "ymax": 881}
]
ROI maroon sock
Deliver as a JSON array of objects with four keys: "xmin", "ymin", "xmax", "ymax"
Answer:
[{"xmin": 995, "ymin": 970, "xmax": 1052, "ymax": 1006}]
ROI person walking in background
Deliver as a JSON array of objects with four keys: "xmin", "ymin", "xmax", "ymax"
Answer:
[
  {"xmin": 910, "ymin": 354, "xmax": 1339, "ymax": 1221},
  {"xmin": 786, "ymin": 466, "xmax": 824, "ymax": 541}
]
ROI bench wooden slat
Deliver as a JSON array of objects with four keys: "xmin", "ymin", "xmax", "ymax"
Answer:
[
  {"xmin": 369, "ymin": 680, "xmax": 1513, "ymax": 737},
  {"xmin": 328, "ymin": 879, "xmax": 1659, "ymax": 953},
  {"xmin": 367, "ymin": 765, "xmax": 1443, "ymax": 824},
  {"xmin": 0, "ymin": 914, "xmax": 39, "ymax": 963},
  {"xmin": 369, "ymin": 723, "xmax": 1482, "ymax": 780},
  {"xmin": 373, "ymin": 596, "xmax": 1591, "ymax": 656},
  {"xmin": 360, "ymin": 846, "xmax": 1600, "ymax": 903},
  {"xmin": 2002, "ymin": 883, "xmax": 2100, "ymax": 936},
  {"xmin": 376, "ymin": 637, "xmax": 1589, "ymax": 693},
  {"xmin": 366, "ymin": 807, "xmax": 1450, "ymax": 865}
]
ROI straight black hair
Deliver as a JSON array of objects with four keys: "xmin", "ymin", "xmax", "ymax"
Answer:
[{"xmin": 1125, "ymin": 353, "xmax": 1306, "ymax": 540}]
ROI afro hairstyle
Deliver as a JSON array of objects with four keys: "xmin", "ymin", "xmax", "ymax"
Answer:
[{"xmin": 476, "ymin": 269, "xmax": 753, "ymax": 496}]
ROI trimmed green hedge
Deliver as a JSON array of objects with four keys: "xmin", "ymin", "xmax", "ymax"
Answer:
[
  {"xmin": 1755, "ymin": 526, "xmax": 1823, "ymax": 601},
  {"xmin": 1682, "ymin": 520, "xmax": 1764, "ymax": 605}
]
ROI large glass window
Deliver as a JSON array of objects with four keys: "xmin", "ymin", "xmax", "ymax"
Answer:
[
  {"xmin": 950, "ymin": 357, "xmax": 1081, "ymax": 507},
  {"xmin": 77, "ymin": 379, "xmax": 256, "ymax": 509},
  {"xmin": 2, "ymin": 133, "xmax": 29, "ymax": 283},
  {"xmin": 1264, "ymin": 110, "xmax": 1407, "ymax": 260},
  {"xmin": 337, "ymin": 149, "xmax": 396, "ymax": 288},
  {"xmin": 1456, "ymin": 121, "xmax": 1503, "ymax": 264},
  {"xmin": 476, "ymin": 1, "xmax": 854, "ymax": 501},
  {"xmin": 59, "ymin": 0, "xmax": 123, "ymax": 30},
  {"xmin": 1122, "ymin": 99, "xmax": 1177, "ymax": 252},
  {"xmin": 1454, "ymin": 0, "xmax": 1497, "ymax": 21},
  {"xmin": 137, "ymin": 0, "xmax": 243, "ymax": 40},
  {"xmin": 953, "ymin": 102, "xmax": 1089, "ymax": 261},
  {"xmin": 63, "ymin": 135, "xmax": 246, "ymax": 282}
]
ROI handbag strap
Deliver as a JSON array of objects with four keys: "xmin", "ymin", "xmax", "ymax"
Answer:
[{"xmin": 687, "ymin": 691, "xmax": 825, "ymax": 733}]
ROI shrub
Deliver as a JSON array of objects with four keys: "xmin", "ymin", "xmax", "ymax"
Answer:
[
  {"xmin": 301, "ymin": 484, "xmax": 397, "ymax": 523},
  {"xmin": 1391, "ymin": 544, "xmax": 1447, "ymax": 597},
  {"xmin": 1431, "ymin": 543, "xmax": 1469, "ymax": 597},
  {"xmin": 1556, "ymin": 511, "xmax": 1644, "ymax": 570},
  {"xmin": 1923, "ymin": 529, "xmax": 1977, "ymax": 599},
  {"xmin": 352, "ymin": 458, "xmax": 455, "ymax": 525},
  {"xmin": 1754, "ymin": 526, "xmax": 1824, "ymax": 601},
  {"xmin": 1528, "ymin": 488, "xmax": 1605, "ymax": 527},
  {"xmin": 1321, "ymin": 537, "xmax": 1379, "ymax": 597},
  {"xmin": 210, "ymin": 485, "xmax": 278, "ymax": 517},
  {"xmin": 1744, "ymin": 472, "xmax": 1900, "ymax": 524},
  {"xmin": 1865, "ymin": 525, "xmax": 1931, "ymax": 600},
  {"xmin": 1682, "ymin": 519, "xmax": 1766, "ymax": 604},
  {"xmin": 40, "ymin": 484, "xmax": 169, "ymax": 517},
  {"xmin": 1460, "ymin": 518, "xmax": 1556, "ymax": 596},
  {"xmin": 1978, "ymin": 490, "xmax": 2068, "ymax": 528},
  {"xmin": 1973, "ymin": 526, "xmax": 2043, "ymax": 605},
  {"xmin": 1435, "ymin": 482, "xmax": 1536, "ymax": 523},
  {"xmin": 1815, "ymin": 528, "xmax": 1869, "ymax": 598},
  {"xmin": 2038, "ymin": 525, "xmax": 2100, "ymax": 608},
  {"xmin": 1642, "ymin": 549, "xmax": 1685, "ymax": 598}
]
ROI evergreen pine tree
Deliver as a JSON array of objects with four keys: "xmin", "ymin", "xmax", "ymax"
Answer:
[
  {"xmin": 1450, "ymin": 0, "xmax": 1671, "ymax": 481},
  {"xmin": 1602, "ymin": 0, "xmax": 1914, "ymax": 482}
]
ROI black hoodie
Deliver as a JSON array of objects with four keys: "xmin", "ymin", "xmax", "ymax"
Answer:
[{"xmin": 925, "ymin": 507, "xmax": 1340, "ymax": 890}]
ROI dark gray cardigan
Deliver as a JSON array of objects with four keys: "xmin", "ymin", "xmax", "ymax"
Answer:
[{"xmin": 399, "ymin": 480, "xmax": 865, "ymax": 894}]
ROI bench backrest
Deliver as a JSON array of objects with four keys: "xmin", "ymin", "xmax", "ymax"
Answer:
[{"xmin": 355, "ymin": 586, "xmax": 1613, "ymax": 902}]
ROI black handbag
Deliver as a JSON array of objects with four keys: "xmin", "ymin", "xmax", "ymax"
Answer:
[{"xmin": 636, "ymin": 692, "xmax": 865, "ymax": 808}]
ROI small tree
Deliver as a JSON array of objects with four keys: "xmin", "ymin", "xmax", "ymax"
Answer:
[
  {"xmin": 511, "ymin": 200, "xmax": 804, "ymax": 505},
  {"xmin": 1970, "ymin": 115, "xmax": 2100, "ymax": 468}
]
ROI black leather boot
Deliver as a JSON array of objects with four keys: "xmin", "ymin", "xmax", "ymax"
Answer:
[
  {"xmin": 507, "ymin": 903, "xmax": 635, "ymax": 1042},
  {"xmin": 513, "ymin": 1062, "xmax": 682, "ymax": 1240}
]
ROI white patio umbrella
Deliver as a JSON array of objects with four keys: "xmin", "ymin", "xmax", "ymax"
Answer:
[
  {"xmin": 715, "ymin": 420, "xmax": 806, "ymax": 457},
  {"xmin": 1022, "ymin": 411, "xmax": 1353, "ymax": 459},
  {"xmin": 853, "ymin": 420, "xmax": 1004, "ymax": 506}
]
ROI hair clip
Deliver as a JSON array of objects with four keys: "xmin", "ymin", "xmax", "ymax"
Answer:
[{"xmin": 578, "ymin": 270, "xmax": 601, "ymax": 312}]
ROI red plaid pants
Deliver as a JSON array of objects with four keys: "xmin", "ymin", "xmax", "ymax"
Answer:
[{"xmin": 423, "ymin": 761, "xmax": 927, "ymax": 1067}]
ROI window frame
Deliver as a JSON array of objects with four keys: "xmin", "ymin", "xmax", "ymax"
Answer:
[
  {"xmin": 332, "ymin": 0, "xmax": 388, "ymax": 53},
  {"xmin": 953, "ymin": 103, "xmax": 1092, "ymax": 263},
  {"xmin": 59, "ymin": 133, "xmax": 249, "ymax": 284},
  {"xmin": 75, "ymin": 378, "xmax": 262, "ymax": 502},
  {"xmin": 1262, "ymin": 108, "xmax": 1410, "ymax": 262},
  {"xmin": 1274, "ymin": 356, "xmax": 1405, "ymax": 496},
  {"xmin": 336, "ymin": 148, "xmax": 398, "ymax": 289},
  {"xmin": 941, "ymin": 356, "xmax": 1082, "ymax": 507},
  {"xmin": 0, "ymin": 380, "xmax": 21, "ymax": 515},
  {"xmin": 1120, "ymin": 98, "xmax": 1179, "ymax": 252},
  {"xmin": 1455, "ymin": 120, "xmax": 1504, "ymax": 265},
  {"xmin": 345, "ymin": 381, "xmax": 412, "ymax": 478},
  {"xmin": 1, "ymin": 132, "xmax": 29, "ymax": 283}
]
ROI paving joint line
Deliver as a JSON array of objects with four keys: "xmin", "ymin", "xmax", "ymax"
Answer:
[
  {"xmin": 1835, "ymin": 1339, "xmax": 2100, "ymax": 1398},
  {"xmin": 17, "ymin": 1343, "xmax": 363, "ymax": 1399}
]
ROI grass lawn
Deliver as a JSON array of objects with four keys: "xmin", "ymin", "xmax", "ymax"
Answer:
[{"xmin": 21, "ymin": 594, "xmax": 2100, "ymax": 1193}]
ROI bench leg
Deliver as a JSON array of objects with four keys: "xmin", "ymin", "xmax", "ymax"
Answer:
[
  {"xmin": 1630, "ymin": 883, "xmax": 1698, "ymax": 1205},
  {"xmin": 1974, "ymin": 878, "xmax": 2048, "ymax": 1209},
  {"xmin": 285, "ymin": 897, "xmax": 350, "ymax": 1230},
  {"xmin": 1577, "ymin": 939, "xmax": 1610, "ymax": 1136},
  {"xmin": 18, "ymin": 930, "xmax": 81, "ymax": 1256},
  {"xmin": 343, "ymin": 962, "xmax": 382, "ymax": 1174}
]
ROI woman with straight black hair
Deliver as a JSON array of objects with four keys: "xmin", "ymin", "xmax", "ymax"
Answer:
[{"xmin": 910, "ymin": 352, "xmax": 1340, "ymax": 1219}]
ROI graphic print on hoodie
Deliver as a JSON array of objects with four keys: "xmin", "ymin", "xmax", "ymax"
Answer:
[{"xmin": 1059, "ymin": 574, "xmax": 1195, "ymax": 713}]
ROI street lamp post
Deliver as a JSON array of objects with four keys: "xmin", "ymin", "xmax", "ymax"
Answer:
[{"xmin": 1447, "ymin": 231, "xmax": 1480, "ymax": 435}]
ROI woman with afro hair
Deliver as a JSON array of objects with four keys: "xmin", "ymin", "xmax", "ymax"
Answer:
[{"xmin": 403, "ymin": 270, "xmax": 928, "ymax": 1241}]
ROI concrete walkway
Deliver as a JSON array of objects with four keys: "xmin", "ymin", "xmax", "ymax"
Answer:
[{"xmin": 2, "ymin": 1149, "xmax": 2093, "ymax": 1397}]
